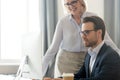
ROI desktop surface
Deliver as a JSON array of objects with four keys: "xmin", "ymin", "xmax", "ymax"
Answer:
[{"xmin": 0, "ymin": 75, "xmax": 32, "ymax": 80}]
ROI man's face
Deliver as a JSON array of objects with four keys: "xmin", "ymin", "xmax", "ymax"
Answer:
[{"xmin": 81, "ymin": 22, "xmax": 99, "ymax": 48}]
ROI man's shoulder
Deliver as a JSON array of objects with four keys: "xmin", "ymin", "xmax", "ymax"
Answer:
[
  {"xmin": 100, "ymin": 43, "xmax": 120, "ymax": 60},
  {"xmin": 103, "ymin": 43, "xmax": 118, "ymax": 53}
]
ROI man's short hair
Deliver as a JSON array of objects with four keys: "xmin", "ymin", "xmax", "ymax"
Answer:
[{"xmin": 82, "ymin": 16, "xmax": 106, "ymax": 40}]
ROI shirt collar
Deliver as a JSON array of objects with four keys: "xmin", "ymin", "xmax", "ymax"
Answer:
[
  {"xmin": 68, "ymin": 12, "xmax": 89, "ymax": 21},
  {"xmin": 88, "ymin": 41, "xmax": 105, "ymax": 57},
  {"xmin": 68, "ymin": 13, "xmax": 84, "ymax": 21},
  {"xmin": 68, "ymin": 14, "xmax": 83, "ymax": 27},
  {"xmin": 69, "ymin": 14, "xmax": 72, "ymax": 20}
]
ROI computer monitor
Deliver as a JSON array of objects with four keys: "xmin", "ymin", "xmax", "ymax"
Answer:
[{"xmin": 22, "ymin": 32, "xmax": 42, "ymax": 79}]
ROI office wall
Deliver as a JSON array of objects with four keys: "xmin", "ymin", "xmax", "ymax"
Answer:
[{"xmin": 86, "ymin": 0, "xmax": 104, "ymax": 18}]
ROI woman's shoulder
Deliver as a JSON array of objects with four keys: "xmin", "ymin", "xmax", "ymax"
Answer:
[
  {"xmin": 58, "ymin": 14, "xmax": 70, "ymax": 22},
  {"xmin": 82, "ymin": 12, "xmax": 98, "ymax": 18}
]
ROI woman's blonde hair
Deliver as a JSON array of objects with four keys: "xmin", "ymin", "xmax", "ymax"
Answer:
[{"xmin": 79, "ymin": 0, "xmax": 86, "ymax": 12}]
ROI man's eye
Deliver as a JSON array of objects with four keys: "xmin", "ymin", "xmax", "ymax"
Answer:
[{"xmin": 85, "ymin": 31, "xmax": 89, "ymax": 34}]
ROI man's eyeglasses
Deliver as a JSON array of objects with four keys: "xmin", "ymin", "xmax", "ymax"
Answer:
[
  {"xmin": 80, "ymin": 30, "xmax": 96, "ymax": 36},
  {"xmin": 64, "ymin": 0, "xmax": 78, "ymax": 6}
]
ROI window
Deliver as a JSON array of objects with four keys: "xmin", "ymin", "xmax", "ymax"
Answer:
[{"xmin": 0, "ymin": 0, "xmax": 40, "ymax": 64}]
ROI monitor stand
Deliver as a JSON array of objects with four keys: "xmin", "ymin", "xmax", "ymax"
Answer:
[{"xmin": 14, "ymin": 55, "xmax": 28, "ymax": 80}]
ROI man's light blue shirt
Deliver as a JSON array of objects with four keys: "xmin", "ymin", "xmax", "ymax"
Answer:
[{"xmin": 88, "ymin": 41, "xmax": 104, "ymax": 74}]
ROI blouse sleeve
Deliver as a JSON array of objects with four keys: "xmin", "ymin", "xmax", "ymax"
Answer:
[{"xmin": 42, "ymin": 19, "xmax": 63, "ymax": 77}]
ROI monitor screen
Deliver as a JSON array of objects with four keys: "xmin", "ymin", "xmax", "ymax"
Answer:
[{"xmin": 22, "ymin": 32, "xmax": 42, "ymax": 79}]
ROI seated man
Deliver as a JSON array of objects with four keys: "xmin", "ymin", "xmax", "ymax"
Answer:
[{"xmin": 74, "ymin": 16, "xmax": 120, "ymax": 80}]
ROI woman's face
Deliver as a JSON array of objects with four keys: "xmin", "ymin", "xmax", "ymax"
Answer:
[{"xmin": 64, "ymin": 0, "xmax": 84, "ymax": 16}]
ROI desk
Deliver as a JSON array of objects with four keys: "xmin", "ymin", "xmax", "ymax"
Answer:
[{"xmin": 0, "ymin": 75, "xmax": 32, "ymax": 80}]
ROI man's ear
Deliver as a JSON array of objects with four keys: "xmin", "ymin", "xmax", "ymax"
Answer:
[
  {"xmin": 97, "ymin": 29, "xmax": 102, "ymax": 38},
  {"xmin": 98, "ymin": 29, "xmax": 102, "ymax": 34}
]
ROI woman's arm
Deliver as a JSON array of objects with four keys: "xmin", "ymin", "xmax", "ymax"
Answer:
[{"xmin": 104, "ymin": 31, "xmax": 120, "ymax": 55}]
